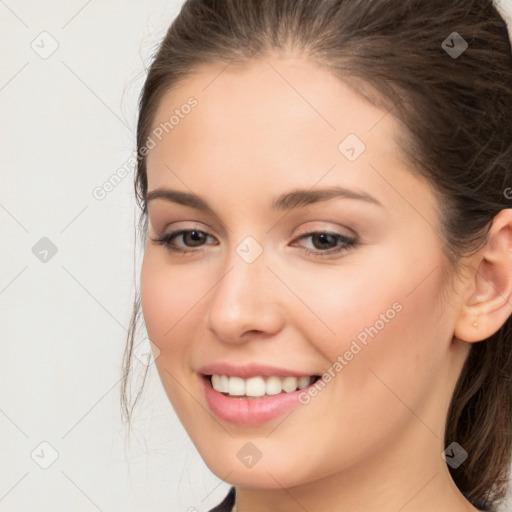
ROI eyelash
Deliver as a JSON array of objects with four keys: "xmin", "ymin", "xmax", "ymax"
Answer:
[{"xmin": 150, "ymin": 229, "xmax": 359, "ymax": 258}]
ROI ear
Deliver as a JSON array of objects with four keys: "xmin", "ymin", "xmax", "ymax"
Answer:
[{"xmin": 454, "ymin": 208, "xmax": 512, "ymax": 343}]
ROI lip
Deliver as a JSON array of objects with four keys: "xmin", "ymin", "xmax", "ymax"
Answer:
[
  {"xmin": 198, "ymin": 362, "xmax": 318, "ymax": 379},
  {"xmin": 199, "ymin": 367, "xmax": 321, "ymax": 426}
]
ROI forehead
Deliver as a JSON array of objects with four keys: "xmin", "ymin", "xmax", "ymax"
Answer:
[
  {"xmin": 152, "ymin": 58, "xmax": 390, "ymax": 155},
  {"xmin": 145, "ymin": 57, "xmax": 431, "ymax": 220}
]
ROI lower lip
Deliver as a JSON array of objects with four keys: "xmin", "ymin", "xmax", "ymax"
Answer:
[{"xmin": 201, "ymin": 376, "xmax": 315, "ymax": 426}]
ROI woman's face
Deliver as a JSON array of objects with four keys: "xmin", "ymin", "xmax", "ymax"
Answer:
[{"xmin": 140, "ymin": 57, "xmax": 471, "ymax": 490}]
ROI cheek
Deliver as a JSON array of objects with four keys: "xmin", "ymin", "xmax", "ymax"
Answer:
[
  {"xmin": 268, "ymin": 250, "xmax": 451, "ymax": 478},
  {"xmin": 140, "ymin": 253, "xmax": 169, "ymax": 341},
  {"xmin": 140, "ymin": 250, "xmax": 200, "ymax": 354},
  {"xmin": 140, "ymin": 250, "xmax": 210, "ymax": 413},
  {"xmin": 300, "ymin": 242, "xmax": 449, "ymax": 404}
]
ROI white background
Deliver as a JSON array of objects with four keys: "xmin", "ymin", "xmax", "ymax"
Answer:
[{"xmin": 1, "ymin": 1, "xmax": 512, "ymax": 511}]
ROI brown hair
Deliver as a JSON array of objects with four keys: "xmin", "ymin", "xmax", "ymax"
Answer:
[{"xmin": 121, "ymin": 1, "xmax": 512, "ymax": 509}]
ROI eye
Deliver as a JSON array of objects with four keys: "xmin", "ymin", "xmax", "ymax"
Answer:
[
  {"xmin": 150, "ymin": 228, "xmax": 359, "ymax": 258},
  {"xmin": 150, "ymin": 229, "xmax": 217, "ymax": 255},
  {"xmin": 291, "ymin": 231, "xmax": 358, "ymax": 258}
]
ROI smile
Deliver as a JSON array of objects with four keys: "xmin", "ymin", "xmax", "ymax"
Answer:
[
  {"xmin": 199, "ymin": 365, "xmax": 323, "ymax": 425},
  {"xmin": 210, "ymin": 374, "xmax": 319, "ymax": 398}
]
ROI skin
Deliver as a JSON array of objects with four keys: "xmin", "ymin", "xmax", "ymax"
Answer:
[{"xmin": 140, "ymin": 55, "xmax": 512, "ymax": 512}]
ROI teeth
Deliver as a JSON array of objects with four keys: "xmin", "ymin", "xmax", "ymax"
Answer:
[
  {"xmin": 282, "ymin": 376, "xmax": 298, "ymax": 392},
  {"xmin": 219, "ymin": 375, "xmax": 229, "ymax": 393},
  {"xmin": 228, "ymin": 376, "xmax": 245, "ymax": 396},
  {"xmin": 298, "ymin": 376, "xmax": 311, "ymax": 389},
  {"xmin": 210, "ymin": 374, "xmax": 315, "ymax": 397},
  {"xmin": 265, "ymin": 376, "xmax": 282, "ymax": 395},
  {"xmin": 245, "ymin": 376, "xmax": 266, "ymax": 397}
]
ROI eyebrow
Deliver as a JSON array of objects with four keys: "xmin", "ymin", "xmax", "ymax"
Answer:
[{"xmin": 145, "ymin": 186, "xmax": 384, "ymax": 213}]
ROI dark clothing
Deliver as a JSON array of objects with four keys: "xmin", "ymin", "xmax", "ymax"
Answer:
[{"xmin": 208, "ymin": 487, "xmax": 235, "ymax": 512}]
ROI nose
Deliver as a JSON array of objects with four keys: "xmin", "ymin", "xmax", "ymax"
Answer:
[{"xmin": 206, "ymin": 249, "xmax": 285, "ymax": 344}]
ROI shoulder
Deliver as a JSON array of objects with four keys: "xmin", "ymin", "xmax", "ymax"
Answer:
[{"xmin": 208, "ymin": 487, "xmax": 235, "ymax": 512}]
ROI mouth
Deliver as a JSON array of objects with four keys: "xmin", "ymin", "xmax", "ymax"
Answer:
[
  {"xmin": 204, "ymin": 374, "xmax": 322, "ymax": 399},
  {"xmin": 198, "ymin": 363, "xmax": 324, "ymax": 425},
  {"xmin": 200, "ymin": 372, "xmax": 323, "ymax": 425}
]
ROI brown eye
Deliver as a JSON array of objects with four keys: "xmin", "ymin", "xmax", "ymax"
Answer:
[
  {"xmin": 150, "ymin": 229, "xmax": 218, "ymax": 254},
  {"xmin": 291, "ymin": 231, "xmax": 359, "ymax": 258},
  {"xmin": 181, "ymin": 230, "xmax": 208, "ymax": 247}
]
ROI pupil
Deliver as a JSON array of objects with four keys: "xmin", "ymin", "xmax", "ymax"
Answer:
[
  {"xmin": 186, "ymin": 230, "xmax": 205, "ymax": 246},
  {"xmin": 314, "ymin": 233, "xmax": 335, "ymax": 249}
]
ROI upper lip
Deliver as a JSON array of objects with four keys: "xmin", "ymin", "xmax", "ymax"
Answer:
[{"xmin": 198, "ymin": 362, "xmax": 320, "ymax": 379}]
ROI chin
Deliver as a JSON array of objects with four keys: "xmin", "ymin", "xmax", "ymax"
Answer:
[{"xmin": 198, "ymin": 446, "xmax": 315, "ymax": 489}]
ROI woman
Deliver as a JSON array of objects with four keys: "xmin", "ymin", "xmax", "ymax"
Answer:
[{"xmin": 122, "ymin": 1, "xmax": 512, "ymax": 510}]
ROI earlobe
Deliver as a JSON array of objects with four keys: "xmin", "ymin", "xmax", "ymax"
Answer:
[{"xmin": 453, "ymin": 209, "xmax": 512, "ymax": 343}]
